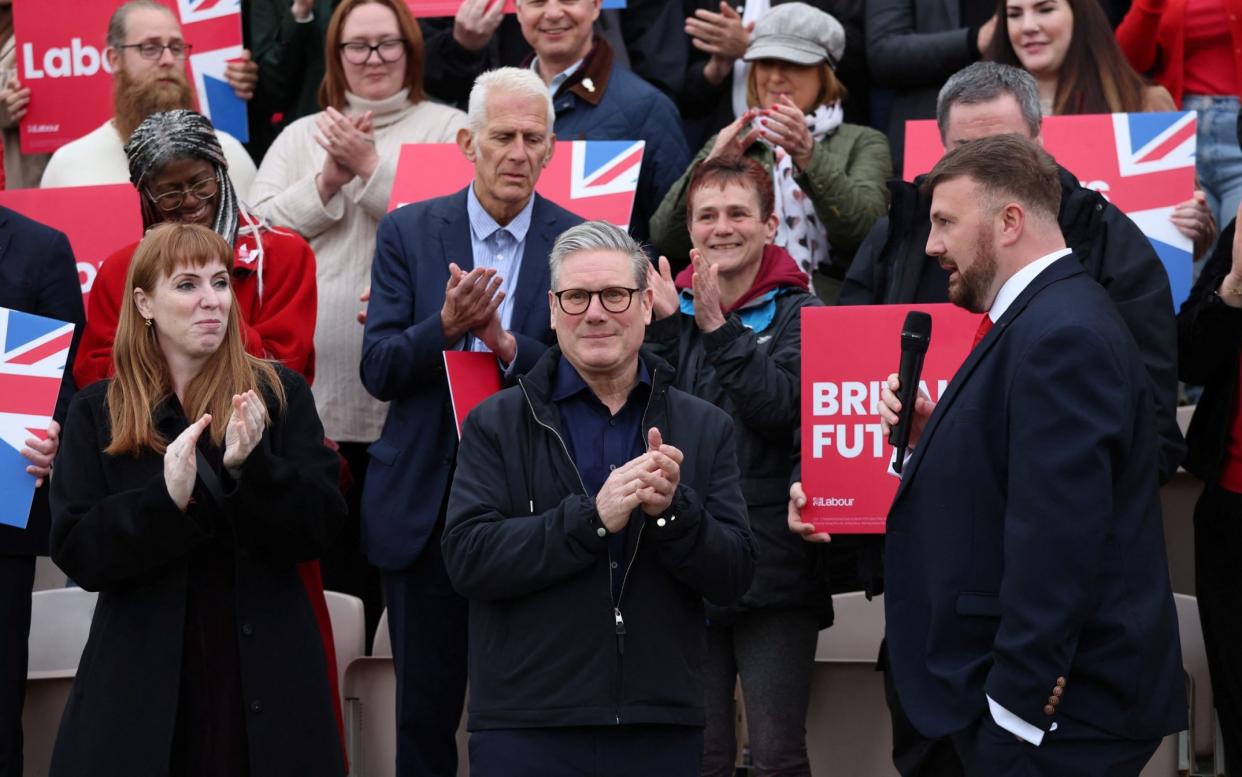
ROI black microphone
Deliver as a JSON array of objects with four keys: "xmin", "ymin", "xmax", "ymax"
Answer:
[{"xmin": 889, "ymin": 311, "xmax": 932, "ymax": 474}]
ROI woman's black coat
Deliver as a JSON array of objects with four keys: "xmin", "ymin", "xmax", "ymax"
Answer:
[{"xmin": 47, "ymin": 367, "xmax": 346, "ymax": 777}]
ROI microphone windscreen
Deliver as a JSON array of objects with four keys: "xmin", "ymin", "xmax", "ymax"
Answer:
[{"xmin": 900, "ymin": 311, "xmax": 932, "ymax": 352}]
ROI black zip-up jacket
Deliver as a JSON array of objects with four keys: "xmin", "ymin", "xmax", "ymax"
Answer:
[
  {"xmin": 843, "ymin": 164, "xmax": 1185, "ymax": 484},
  {"xmin": 442, "ymin": 347, "xmax": 756, "ymax": 730},
  {"xmin": 645, "ymin": 289, "xmax": 832, "ymax": 626},
  {"xmin": 1178, "ymin": 218, "xmax": 1242, "ymax": 483}
]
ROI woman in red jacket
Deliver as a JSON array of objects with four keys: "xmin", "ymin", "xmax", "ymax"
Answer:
[
  {"xmin": 1117, "ymin": 0, "xmax": 1242, "ymax": 244},
  {"xmin": 70, "ymin": 109, "xmax": 347, "ymax": 769}
]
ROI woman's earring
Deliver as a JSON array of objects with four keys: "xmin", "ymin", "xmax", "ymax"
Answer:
[{"xmin": 144, "ymin": 318, "xmax": 152, "ymax": 328}]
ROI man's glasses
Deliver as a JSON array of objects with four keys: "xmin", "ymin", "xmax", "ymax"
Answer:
[
  {"xmin": 148, "ymin": 178, "xmax": 218, "ymax": 212},
  {"xmin": 340, "ymin": 40, "xmax": 408, "ymax": 65},
  {"xmin": 554, "ymin": 287, "xmax": 641, "ymax": 315},
  {"xmin": 117, "ymin": 42, "xmax": 191, "ymax": 61}
]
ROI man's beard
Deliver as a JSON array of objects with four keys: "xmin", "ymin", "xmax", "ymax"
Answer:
[
  {"xmin": 947, "ymin": 227, "xmax": 998, "ymax": 314},
  {"xmin": 113, "ymin": 65, "xmax": 195, "ymax": 143}
]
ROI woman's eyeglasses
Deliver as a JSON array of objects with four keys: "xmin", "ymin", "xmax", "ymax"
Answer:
[
  {"xmin": 340, "ymin": 39, "xmax": 407, "ymax": 65},
  {"xmin": 148, "ymin": 178, "xmax": 219, "ymax": 212}
]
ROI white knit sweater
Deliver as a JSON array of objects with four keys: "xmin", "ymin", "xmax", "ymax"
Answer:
[{"xmin": 248, "ymin": 89, "xmax": 467, "ymax": 442}]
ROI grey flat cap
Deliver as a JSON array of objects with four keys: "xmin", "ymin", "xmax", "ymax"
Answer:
[{"xmin": 744, "ymin": 2, "xmax": 845, "ymax": 68}]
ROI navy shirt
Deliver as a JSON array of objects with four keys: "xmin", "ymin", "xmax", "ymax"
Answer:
[{"xmin": 552, "ymin": 356, "xmax": 652, "ymax": 600}]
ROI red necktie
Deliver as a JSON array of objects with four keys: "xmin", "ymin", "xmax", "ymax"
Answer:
[{"xmin": 972, "ymin": 315, "xmax": 993, "ymax": 349}]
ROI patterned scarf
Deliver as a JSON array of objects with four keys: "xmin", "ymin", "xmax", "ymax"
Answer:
[{"xmin": 763, "ymin": 101, "xmax": 844, "ymax": 279}]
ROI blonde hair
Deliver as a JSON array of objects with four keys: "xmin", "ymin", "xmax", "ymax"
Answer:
[
  {"xmin": 106, "ymin": 223, "xmax": 285, "ymax": 456},
  {"xmin": 746, "ymin": 61, "xmax": 845, "ymax": 111}
]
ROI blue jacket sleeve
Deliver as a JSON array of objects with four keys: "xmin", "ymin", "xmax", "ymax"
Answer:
[{"xmin": 361, "ymin": 211, "xmax": 454, "ymax": 400}]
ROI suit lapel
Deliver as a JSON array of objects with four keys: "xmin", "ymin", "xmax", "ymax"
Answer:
[
  {"xmin": 893, "ymin": 256, "xmax": 1083, "ymax": 501},
  {"xmin": 0, "ymin": 210, "xmax": 14, "ymax": 270},
  {"xmin": 439, "ymin": 187, "xmax": 475, "ymax": 273},
  {"xmin": 509, "ymin": 195, "xmax": 555, "ymax": 337}
]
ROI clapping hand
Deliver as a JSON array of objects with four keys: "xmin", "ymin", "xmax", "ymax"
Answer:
[
  {"xmin": 223, "ymin": 391, "xmax": 267, "ymax": 477},
  {"xmin": 164, "ymin": 414, "xmax": 212, "ymax": 512},
  {"xmin": 441, "ymin": 263, "xmax": 504, "ymax": 343},
  {"xmin": 756, "ymin": 95, "xmax": 815, "ymax": 171},
  {"xmin": 686, "ymin": 2, "xmax": 753, "ymax": 85},
  {"xmin": 647, "ymin": 255, "xmax": 679, "ymax": 320},
  {"xmin": 357, "ymin": 286, "xmax": 370, "ymax": 325},
  {"xmin": 316, "ymin": 107, "xmax": 378, "ymax": 180},
  {"xmin": 636, "ymin": 427, "xmax": 683, "ymax": 517},
  {"xmin": 454, "ymin": 0, "xmax": 505, "ymax": 51},
  {"xmin": 707, "ymin": 110, "xmax": 763, "ymax": 162},
  {"xmin": 690, "ymin": 250, "xmax": 726, "ymax": 332}
]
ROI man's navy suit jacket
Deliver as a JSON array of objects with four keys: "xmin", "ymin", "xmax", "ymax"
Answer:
[
  {"xmin": 0, "ymin": 206, "xmax": 83, "ymax": 557},
  {"xmin": 360, "ymin": 188, "xmax": 583, "ymax": 571},
  {"xmin": 884, "ymin": 255, "xmax": 1186, "ymax": 743}
]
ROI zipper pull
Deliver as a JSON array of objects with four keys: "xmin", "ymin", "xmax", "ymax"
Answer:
[{"xmin": 614, "ymin": 607, "xmax": 626, "ymax": 655}]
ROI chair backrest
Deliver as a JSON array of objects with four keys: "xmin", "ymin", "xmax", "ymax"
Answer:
[
  {"xmin": 1173, "ymin": 593, "xmax": 1213, "ymax": 758},
  {"xmin": 372, "ymin": 608, "xmax": 392, "ymax": 657},
  {"xmin": 28, "ymin": 588, "xmax": 98, "ymax": 677},
  {"xmin": 324, "ymin": 591, "xmax": 365, "ymax": 691},
  {"xmin": 816, "ymin": 592, "xmax": 885, "ymax": 662}
]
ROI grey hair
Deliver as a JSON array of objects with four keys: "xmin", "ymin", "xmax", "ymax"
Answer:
[
  {"xmin": 549, "ymin": 221, "xmax": 649, "ymax": 291},
  {"xmin": 107, "ymin": 0, "xmax": 176, "ymax": 50},
  {"xmin": 935, "ymin": 62, "xmax": 1042, "ymax": 141},
  {"xmin": 467, "ymin": 68, "xmax": 555, "ymax": 137}
]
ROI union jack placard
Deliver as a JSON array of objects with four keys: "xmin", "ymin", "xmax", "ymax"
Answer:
[
  {"xmin": 0, "ymin": 307, "xmax": 74, "ymax": 529},
  {"xmin": 387, "ymin": 140, "xmax": 645, "ymax": 228},
  {"xmin": 903, "ymin": 111, "xmax": 1197, "ymax": 310},
  {"xmin": 174, "ymin": 0, "xmax": 249, "ymax": 143}
]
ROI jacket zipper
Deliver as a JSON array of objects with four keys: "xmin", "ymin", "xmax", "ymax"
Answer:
[{"xmin": 518, "ymin": 373, "xmax": 663, "ymax": 726}]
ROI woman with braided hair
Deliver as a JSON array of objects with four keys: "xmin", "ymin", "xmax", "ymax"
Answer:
[{"xmin": 69, "ymin": 109, "xmax": 349, "ymax": 770}]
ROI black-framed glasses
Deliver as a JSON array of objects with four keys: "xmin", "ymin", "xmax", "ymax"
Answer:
[
  {"xmin": 340, "ymin": 39, "xmax": 407, "ymax": 65},
  {"xmin": 148, "ymin": 178, "xmax": 218, "ymax": 212},
  {"xmin": 117, "ymin": 41, "xmax": 191, "ymax": 61},
  {"xmin": 554, "ymin": 287, "xmax": 641, "ymax": 315}
]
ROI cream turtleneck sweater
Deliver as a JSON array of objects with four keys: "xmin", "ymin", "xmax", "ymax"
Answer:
[{"xmin": 249, "ymin": 89, "xmax": 467, "ymax": 442}]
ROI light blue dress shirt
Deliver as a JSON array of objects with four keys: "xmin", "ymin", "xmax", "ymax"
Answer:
[{"xmin": 464, "ymin": 183, "xmax": 535, "ymax": 354}]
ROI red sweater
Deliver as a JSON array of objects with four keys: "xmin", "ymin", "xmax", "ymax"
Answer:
[
  {"xmin": 1116, "ymin": 0, "xmax": 1242, "ymax": 104},
  {"xmin": 73, "ymin": 224, "xmax": 318, "ymax": 389}
]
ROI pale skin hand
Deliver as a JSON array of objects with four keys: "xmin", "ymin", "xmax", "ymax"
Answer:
[
  {"xmin": 224, "ymin": 50, "xmax": 259, "ymax": 101},
  {"xmin": 20, "ymin": 420, "xmax": 60, "ymax": 488},
  {"xmin": 686, "ymin": 2, "xmax": 754, "ymax": 85},
  {"xmin": 787, "ymin": 481, "xmax": 831, "ymax": 543},
  {"xmin": 441, "ymin": 263, "xmax": 504, "ymax": 343},
  {"xmin": 647, "ymin": 256, "xmax": 679, "ymax": 320},
  {"xmin": 470, "ymin": 306, "xmax": 518, "ymax": 364},
  {"xmin": 164, "ymin": 414, "xmax": 212, "ymax": 512},
  {"xmin": 1, "ymin": 76, "xmax": 31, "ymax": 124},
  {"xmin": 757, "ymin": 95, "xmax": 815, "ymax": 171},
  {"xmin": 1170, "ymin": 190, "xmax": 1217, "ymax": 260},
  {"xmin": 222, "ymin": 390, "xmax": 267, "ymax": 478},
  {"xmin": 1217, "ymin": 201, "xmax": 1242, "ymax": 307},
  {"xmin": 690, "ymin": 249, "xmax": 727, "ymax": 332},
  {"xmin": 316, "ymin": 107, "xmax": 378, "ymax": 179},
  {"xmin": 291, "ymin": 0, "xmax": 314, "ymax": 19},
  {"xmin": 315, "ymin": 112, "xmax": 375, "ymax": 203},
  {"xmin": 706, "ymin": 110, "xmax": 763, "ymax": 162},
  {"xmin": 977, "ymin": 14, "xmax": 997, "ymax": 52},
  {"xmin": 877, "ymin": 372, "xmax": 934, "ymax": 449},
  {"xmin": 636, "ymin": 427, "xmax": 684, "ymax": 517},
  {"xmin": 454, "ymin": 0, "xmax": 505, "ymax": 51},
  {"xmin": 357, "ymin": 286, "xmax": 370, "ymax": 325}
]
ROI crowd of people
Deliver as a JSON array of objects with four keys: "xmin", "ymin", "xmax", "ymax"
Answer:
[{"xmin": 1, "ymin": 0, "xmax": 1241, "ymax": 775}]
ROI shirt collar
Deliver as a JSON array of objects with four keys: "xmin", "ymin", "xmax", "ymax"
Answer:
[
  {"xmin": 552, "ymin": 355, "xmax": 652, "ymax": 404},
  {"xmin": 987, "ymin": 248, "xmax": 1072, "ymax": 322},
  {"xmin": 466, "ymin": 183, "xmax": 535, "ymax": 244},
  {"xmin": 531, "ymin": 56, "xmax": 584, "ymax": 95}
]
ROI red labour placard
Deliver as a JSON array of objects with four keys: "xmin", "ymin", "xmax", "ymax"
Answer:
[
  {"xmin": 0, "ymin": 184, "xmax": 143, "ymax": 312},
  {"xmin": 800, "ymin": 304, "xmax": 978, "ymax": 533},
  {"xmin": 444, "ymin": 351, "xmax": 502, "ymax": 439}
]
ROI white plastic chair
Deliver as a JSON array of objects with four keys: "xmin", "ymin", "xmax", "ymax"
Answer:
[
  {"xmin": 806, "ymin": 592, "xmax": 899, "ymax": 776},
  {"xmin": 324, "ymin": 591, "xmax": 366, "ymax": 696},
  {"xmin": 22, "ymin": 587, "xmax": 98, "ymax": 777}
]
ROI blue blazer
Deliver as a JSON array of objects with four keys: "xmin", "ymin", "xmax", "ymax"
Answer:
[
  {"xmin": 883, "ymin": 255, "xmax": 1186, "ymax": 743},
  {"xmin": 359, "ymin": 188, "xmax": 583, "ymax": 570},
  {"xmin": 0, "ymin": 206, "xmax": 84, "ymax": 557}
]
